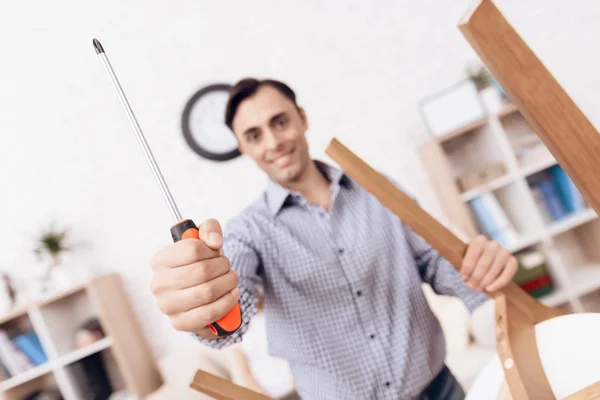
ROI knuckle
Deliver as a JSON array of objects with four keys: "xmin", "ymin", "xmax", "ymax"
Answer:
[
  {"xmin": 193, "ymin": 261, "xmax": 211, "ymax": 283},
  {"xmin": 202, "ymin": 307, "xmax": 217, "ymax": 326},
  {"xmin": 170, "ymin": 316, "xmax": 188, "ymax": 332},
  {"xmin": 150, "ymin": 278, "xmax": 160, "ymax": 294},
  {"xmin": 190, "ymin": 241, "xmax": 205, "ymax": 261},
  {"xmin": 202, "ymin": 284, "xmax": 215, "ymax": 303},
  {"xmin": 157, "ymin": 297, "xmax": 174, "ymax": 316}
]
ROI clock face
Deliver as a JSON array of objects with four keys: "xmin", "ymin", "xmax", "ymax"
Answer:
[{"xmin": 181, "ymin": 84, "xmax": 241, "ymax": 161}]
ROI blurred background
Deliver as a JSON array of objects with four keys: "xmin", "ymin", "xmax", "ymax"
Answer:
[{"xmin": 1, "ymin": 1, "xmax": 600, "ymax": 399}]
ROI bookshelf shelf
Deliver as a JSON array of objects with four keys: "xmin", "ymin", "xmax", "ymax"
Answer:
[
  {"xmin": 547, "ymin": 208, "xmax": 598, "ymax": 237},
  {"xmin": 59, "ymin": 337, "xmax": 113, "ymax": 367},
  {"xmin": 460, "ymin": 173, "xmax": 515, "ymax": 202},
  {"xmin": 0, "ymin": 362, "xmax": 53, "ymax": 391},
  {"xmin": 520, "ymin": 155, "xmax": 557, "ymax": 178},
  {"xmin": 0, "ymin": 274, "xmax": 162, "ymax": 400},
  {"xmin": 419, "ymin": 99, "xmax": 600, "ymax": 313},
  {"xmin": 540, "ymin": 289, "xmax": 568, "ymax": 308},
  {"xmin": 570, "ymin": 264, "xmax": 600, "ymax": 298}
]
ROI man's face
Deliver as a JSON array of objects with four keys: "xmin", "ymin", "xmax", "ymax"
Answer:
[{"xmin": 231, "ymin": 85, "xmax": 311, "ymax": 185}]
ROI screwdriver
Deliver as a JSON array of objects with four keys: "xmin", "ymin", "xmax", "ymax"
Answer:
[{"xmin": 92, "ymin": 38, "xmax": 242, "ymax": 337}]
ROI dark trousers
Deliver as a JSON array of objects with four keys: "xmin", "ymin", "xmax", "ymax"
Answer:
[{"xmin": 419, "ymin": 365, "xmax": 465, "ymax": 400}]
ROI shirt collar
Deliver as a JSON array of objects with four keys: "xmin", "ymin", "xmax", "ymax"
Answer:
[{"xmin": 266, "ymin": 160, "xmax": 352, "ymax": 216}]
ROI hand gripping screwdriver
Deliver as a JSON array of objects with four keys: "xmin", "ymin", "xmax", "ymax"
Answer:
[{"xmin": 92, "ymin": 38, "xmax": 242, "ymax": 337}]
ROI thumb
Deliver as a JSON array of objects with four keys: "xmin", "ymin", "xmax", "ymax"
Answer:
[{"xmin": 198, "ymin": 218, "xmax": 223, "ymax": 251}]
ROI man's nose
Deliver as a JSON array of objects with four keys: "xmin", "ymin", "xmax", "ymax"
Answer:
[{"xmin": 264, "ymin": 130, "xmax": 284, "ymax": 151}]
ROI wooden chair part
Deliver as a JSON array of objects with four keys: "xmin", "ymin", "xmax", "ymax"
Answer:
[
  {"xmin": 459, "ymin": 0, "xmax": 600, "ymax": 218},
  {"xmin": 325, "ymin": 138, "xmax": 565, "ymax": 399},
  {"xmin": 189, "ymin": 370, "xmax": 272, "ymax": 400}
]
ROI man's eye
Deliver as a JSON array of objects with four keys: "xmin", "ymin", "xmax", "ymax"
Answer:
[{"xmin": 277, "ymin": 118, "xmax": 288, "ymax": 127}]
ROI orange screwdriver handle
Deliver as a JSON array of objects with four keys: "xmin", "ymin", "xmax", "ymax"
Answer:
[{"xmin": 170, "ymin": 219, "xmax": 243, "ymax": 337}]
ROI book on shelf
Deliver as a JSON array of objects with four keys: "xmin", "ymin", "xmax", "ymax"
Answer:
[
  {"xmin": 468, "ymin": 192, "xmax": 519, "ymax": 247},
  {"xmin": 530, "ymin": 165, "xmax": 586, "ymax": 222},
  {"xmin": 13, "ymin": 331, "xmax": 47, "ymax": 366},
  {"xmin": 0, "ymin": 330, "xmax": 34, "ymax": 377},
  {"xmin": 0, "ymin": 330, "xmax": 48, "ymax": 379},
  {"xmin": 513, "ymin": 251, "xmax": 554, "ymax": 298}
]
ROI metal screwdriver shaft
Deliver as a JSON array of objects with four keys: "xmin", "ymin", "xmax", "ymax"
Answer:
[
  {"xmin": 93, "ymin": 38, "xmax": 183, "ymax": 224},
  {"xmin": 92, "ymin": 38, "xmax": 242, "ymax": 337}
]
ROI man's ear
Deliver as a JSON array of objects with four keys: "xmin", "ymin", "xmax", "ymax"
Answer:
[{"xmin": 298, "ymin": 107, "xmax": 308, "ymax": 129}]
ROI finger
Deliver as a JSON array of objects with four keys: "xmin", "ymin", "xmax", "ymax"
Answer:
[
  {"xmin": 487, "ymin": 255, "xmax": 518, "ymax": 292},
  {"xmin": 158, "ymin": 269, "xmax": 238, "ymax": 315},
  {"xmin": 477, "ymin": 250, "xmax": 511, "ymax": 291},
  {"xmin": 198, "ymin": 218, "xmax": 224, "ymax": 251},
  {"xmin": 468, "ymin": 240, "xmax": 499, "ymax": 289},
  {"xmin": 461, "ymin": 235, "xmax": 487, "ymax": 279},
  {"xmin": 151, "ymin": 239, "xmax": 219, "ymax": 270},
  {"xmin": 151, "ymin": 255, "xmax": 232, "ymax": 293},
  {"xmin": 170, "ymin": 287, "xmax": 241, "ymax": 333}
]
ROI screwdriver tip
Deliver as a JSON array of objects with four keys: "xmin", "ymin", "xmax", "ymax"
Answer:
[{"xmin": 93, "ymin": 38, "xmax": 104, "ymax": 54}]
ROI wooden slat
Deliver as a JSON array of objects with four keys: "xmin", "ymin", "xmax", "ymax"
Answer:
[
  {"xmin": 494, "ymin": 295, "xmax": 555, "ymax": 399},
  {"xmin": 190, "ymin": 370, "xmax": 272, "ymax": 400},
  {"xmin": 458, "ymin": 0, "xmax": 600, "ymax": 217},
  {"xmin": 565, "ymin": 380, "xmax": 600, "ymax": 400}
]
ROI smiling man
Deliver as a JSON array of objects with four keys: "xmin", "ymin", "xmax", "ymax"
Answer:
[{"xmin": 149, "ymin": 78, "xmax": 518, "ymax": 400}]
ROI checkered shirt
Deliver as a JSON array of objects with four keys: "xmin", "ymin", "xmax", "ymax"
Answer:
[{"xmin": 193, "ymin": 161, "xmax": 489, "ymax": 399}]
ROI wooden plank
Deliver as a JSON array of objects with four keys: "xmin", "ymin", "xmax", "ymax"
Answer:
[
  {"xmin": 494, "ymin": 295, "xmax": 555, "ymax": 399},
  {"xmin": 190, "ymin": 370, "xmax": 272, "ymax": 400},
  {"xmin": 458, "ymin": 0, "xmax": 600, "ymax": 218},
  {"xmin": 565, "ymin": 380, "xmax": 600, "ymax": 400}
]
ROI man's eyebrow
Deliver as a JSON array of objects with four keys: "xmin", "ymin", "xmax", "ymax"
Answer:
[
  {"xmin": 269, "ymin": 112, "xmax": 287, "ymax": 124},
  {"xmin": 243, "ymin": 126, "xmax": 260, "ymax": 137}
]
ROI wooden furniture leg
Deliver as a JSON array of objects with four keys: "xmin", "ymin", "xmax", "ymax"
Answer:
[
  {"xmin": 189, "ymin": 370, "xmax": 272, "ymax": 400},
  {"xmin": 456, "ymin": 1, "xmax": 600, "ymax": 398},
  {"xmin": 325, "ymin": 138, "xmax": 566, "ymax": 399},
  {"xmin": 458, "ymin": 0, "xmax": 600, "ymax": 218}
]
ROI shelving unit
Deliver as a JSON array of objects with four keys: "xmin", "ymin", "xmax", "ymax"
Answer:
[
  {"xmin": 0, "ymin": 274, "xmax": 162, "ymax": 400},
  {"xmin": 419, "ymin": 101, "xmax": 600, "ymax": 313}
]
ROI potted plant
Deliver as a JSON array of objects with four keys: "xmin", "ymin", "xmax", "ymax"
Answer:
[
  {"xmin": 466, "ymin": 64, "xmax": 506, "ymax": 113},
  {"xmin": 34, "ymin": 223, "xmax": 74, "ymax": 294}
]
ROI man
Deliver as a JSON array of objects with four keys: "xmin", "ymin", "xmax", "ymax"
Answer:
[{"xmin": 150, "ymin": 78, "xmax": 517, "ymax": 399}]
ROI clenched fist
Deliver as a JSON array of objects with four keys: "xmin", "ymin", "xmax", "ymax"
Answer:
[{"xmin": 150, "ymin": 219, "xmax": 240, "ymax": 339}]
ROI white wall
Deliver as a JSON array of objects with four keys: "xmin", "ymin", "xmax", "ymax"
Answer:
[{"xmin": 1, "ymin": 0, "xmax": 599, "ymax": 357}]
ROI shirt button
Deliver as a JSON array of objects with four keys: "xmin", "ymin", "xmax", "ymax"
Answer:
[
  {"xmin": 338, "ymin": 248, "xmax": 345, "ymax": 254},
  {"xmin": 356, "ymin": 290, "xmax": 362, "ymax": 297},
  {"xmin": 385, "ymin": 382, "xmax": 391, "ymax": 387},
  {"xmin": 370, "ymin": 334, "xmax": 375, "ymax": 340}
]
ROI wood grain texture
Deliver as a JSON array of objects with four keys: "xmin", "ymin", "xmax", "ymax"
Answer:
[
  {"xmin": 565, "ymin": 381, "xmax": 600, "ymax": 400},
  {"xmin": 458, "ymin": 0, "xmax": 600, "ymax": 217},
  {"xmin": 495, "ymin": 295, "xmax": 555, "ymax": 399},
  {"xmin": 190, "ymin": 370, "xmax": 272, "ymax": 400}
]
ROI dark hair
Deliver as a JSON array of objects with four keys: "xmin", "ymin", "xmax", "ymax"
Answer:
[{"xmin": 225, "ymin": 78, "xmax": 299, "ymax": 130}]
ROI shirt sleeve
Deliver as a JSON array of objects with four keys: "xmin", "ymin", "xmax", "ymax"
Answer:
[
  {"xmin": 190, "ymin": 215, "xmax": 261, "ymax": 348},
  {"xmin": 403, "ymin": 223, "xmax": 489, "ymax": 313},
  {"xmin": 381, "ymin": 173, "xmax": 490, "ymax": 313}
]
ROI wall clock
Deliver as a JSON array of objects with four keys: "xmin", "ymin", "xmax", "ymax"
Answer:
[{"xmin": 181, "ymin": 83, "xmax": 241, "ymax": 162}]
